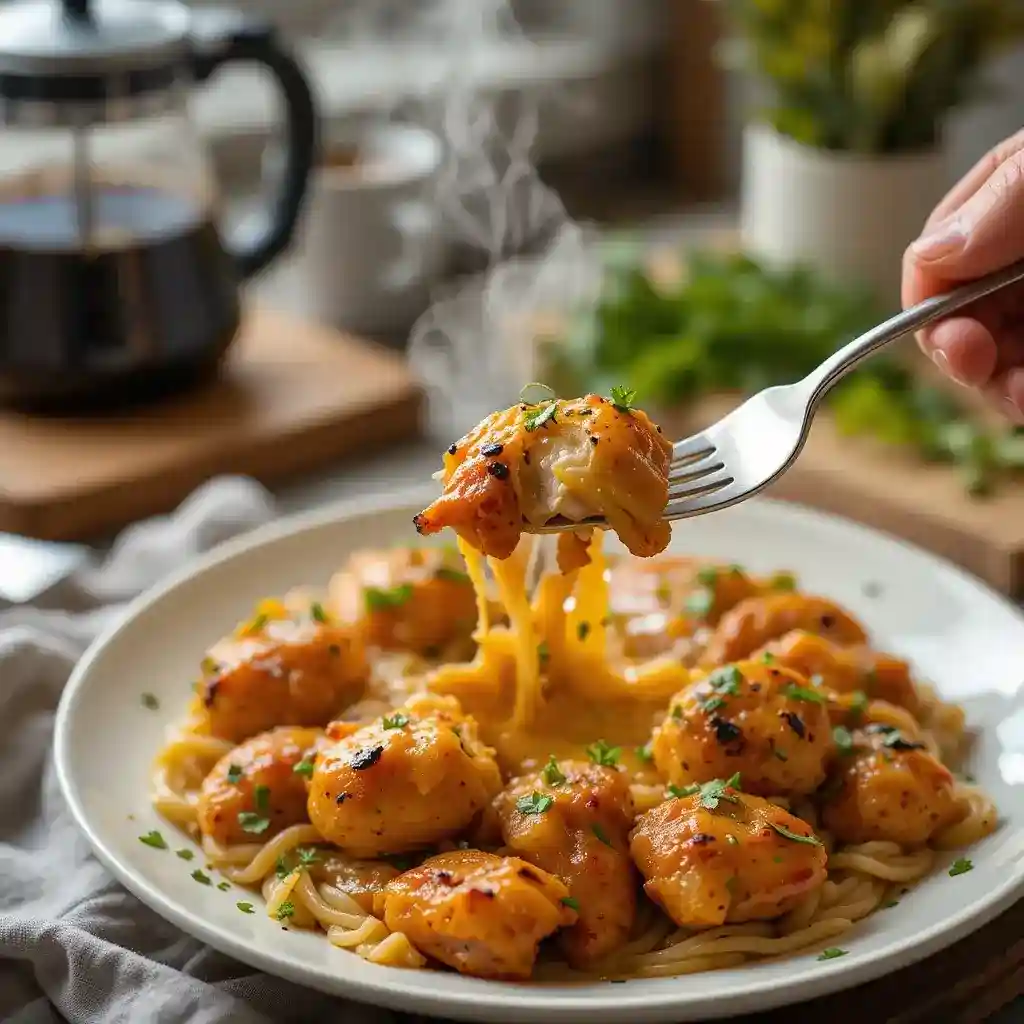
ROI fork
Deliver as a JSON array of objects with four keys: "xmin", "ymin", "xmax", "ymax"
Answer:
[{"xmin": 536, "ymin": 257, "xmax": 1024, "ymax": 533}]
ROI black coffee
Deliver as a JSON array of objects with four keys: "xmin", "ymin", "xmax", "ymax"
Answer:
[{"xmin": 0, "ymin": 180, "xmax": 241, "ymax": 412}]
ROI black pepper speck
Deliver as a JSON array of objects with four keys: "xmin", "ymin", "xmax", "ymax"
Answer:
[
  {"xmin": 780, "ymin": 711, "xmax": 806, "ymax": 739},
  {"xmin": 349, "ymin": 745, "xmax": 384, "ymax": 771},
  {"xmin": 487, "ymin": 461, "xmax": 510, "ymax": 480},
  {"xmin": 447, "ymin": 443, "xmax": 457, "ymax": 455},
  {"xmin": 481, "ymin": 443, "xmax": 503, "ymax": 457}
]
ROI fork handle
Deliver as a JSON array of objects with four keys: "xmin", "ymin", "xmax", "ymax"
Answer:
[{"xmin": 799, "ymin": 257, "xmax": 1024, "ymax": 409}]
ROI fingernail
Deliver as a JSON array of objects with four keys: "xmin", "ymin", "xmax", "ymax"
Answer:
[
  {"xmin": 931, "ymin": 348, "xmax": 967, "ymax": 386},
  {"xmin": 912, "ymin": 219, "xmax": 965, "ymax": 261}
]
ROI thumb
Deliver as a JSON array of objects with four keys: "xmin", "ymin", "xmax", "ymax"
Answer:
[{"xmin": 909, "ymin": 148, "xmax": 1024, "ymax": 282}]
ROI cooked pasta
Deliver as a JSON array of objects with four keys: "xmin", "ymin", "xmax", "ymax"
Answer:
[{"xmin": 149, "ymin": 394, "xmax": 998, "ymax": 983}]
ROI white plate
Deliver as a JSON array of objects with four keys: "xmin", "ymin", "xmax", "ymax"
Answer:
[{"xmin": 55, "ymin": 489, "xmax": 1024, "ymax": 1023}]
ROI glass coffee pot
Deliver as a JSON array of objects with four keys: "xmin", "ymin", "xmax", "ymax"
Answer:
[{"xmin": 0, "ymin": 0, "xmax": 317, "ymax": 411}]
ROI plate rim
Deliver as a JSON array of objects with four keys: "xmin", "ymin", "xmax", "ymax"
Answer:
[{"xmin": 53, "ymin": 488, "xmax": 1024, "ymax": 1022}]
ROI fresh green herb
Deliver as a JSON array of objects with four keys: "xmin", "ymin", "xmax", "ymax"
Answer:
[
  {"xmin": 849, "ymin": 690, "xmax": 869, "ymax": 720},
  {"xmin": 949, "ymin": 858, "xmax": 974, "ymax": 877},
  {"xmin": 672, "ymin": 774, "xmax": 742, "ymax": 810},
  {"xmin": 696, "ymin": 566, "xmax": 719, "ymax": 587},
  {"xmin": 237, "ymin": 812, "xmax": 270, "ymax": 835},
  {"xmin": 818, "ymin": 948, "xmax": 848, "ymax": 961},
  {"xmin": 561, "ymin": 896, "xmax": 580, "ymax": 911},
  {"xmin": 175, "ymin": 848, "xmax": 194, "ymax": 861},
  {"xmin": 246, "ymin": 613, "xmax": 269, "ymax": 634},
  {"xmin": 701, "ymin": 695, "xmax": 727, "ymax": 714},
  {"xmin": 671, "ymin": 704, "xmax": 683, "ymax": 720},
  {"xmin": 685, "ymin": 588, "xmax": 714, "ymax": 618},
  {"xmin": 141, "ymin": 692, "xmax": 160, "ymax": 710},
  {"xmin": 201, "ymin": 656, "xmax": 220, "ymax": 676},
  {"xmin": 782, "ymin": 683, "xmax": 827, "ymax": 705},
  {"xmin": 275, "ymin": 901, "xmax": 295, "ymax": 921},
  {"xmin": 236, "ymin": 901, "xmax": 255, "ymax": 914},
  {"xmin": 191, "ymin": 870, "xmax": 212, "ymax": 885},
  {"xmin": 525, "ymin": 402, "xmax": 558, "ymax": 431},
  {"xmin": 516, "ymin": 793, "xmax": 554, "ymax": 815},
  {"xmin": 707, "ymin": 665, "xmax": 742, "ymax": 695},
  {"xmin": 293, "ymin": 759, "xmax": 315, "ymax": 778},
  {"xmin": 770, "ymin": 571, "xmax": 797, "ymax": 591},
  {"xmin": 770, "ymin": 822, "xmax": 823, "ymax": 846},
  {"xmin": 519, "ymin": 381, "xmax": 556, "ymax": 404},
  {"xmin": 882, "ymin": 900, "xmax": 899, "ymax": 909},
  {"xmin": 275, "ymin": 856, "xmax": 291, "ymax": 880},
  {"xmin": 592, "ymin": 824, "xmax": 614, "ymax": 847},
  {"xmin": 297, "ymin": 847, "xmax": 320, "ymax": 867},
  {"xmin": 586, "ymin": 739, "xmax": 621, "ymax": 767},
  {"xmin": 635, "ymin": 744, "xmax": 654, "ymax": 763},
  {"xmin": 761, "ymin": 651, "xmax": 776, "ymax": 664},
  {"xmin": 226, "ymin": 764, "xmax": 243, "ymax": 784},
  {"xmin": 833, "ymin": 725, "xmax": 854, "ymax": 754},
  {"xmin": 609, "ymin": 385, "xmax": 637, "ymax": 412},
  {"xmin": 577, "ymin": 621, "xmax": 591, "ymax": 642},
  {"xmin": 364, "ymin": 584, "xmax": 414, "ymax": 612},
  {"xmin": 310, "ymin": 601, "xmax": 328, "ymax": 623},
  {"xmin": 773, "ymin": 748, "xmax": 789, "ymax": 762},
  {"xmin": 217, "ymin": 881, "xmax": 231, "ymax": 891},
  {"xmin": 254, "ymin": 786, "xmax": 270, "ymax": 813},
  {"xmin": 434, "ymin": 567, "xmax": 471, "ymax": 584},
  {"xmin": 543, "ymin": 756, "xmax": 567, "ymax": 786},
  {"xmin": 382, "ymin": 713, "xmax": 410, "ymax": 730},
  {"xmin": 384, "ymin": 853, "xmax": 421, "ymax": 872},
  {"xmin": 138, "ymin": 831, "xmax": 167, "ymax": 850},
  {"xmin": 537, "ymin": 641, "xmax": 550, "ymax": 666}
]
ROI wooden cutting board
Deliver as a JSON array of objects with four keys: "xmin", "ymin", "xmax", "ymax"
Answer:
[{"xmin": 0, "ymin": 306, "xmax": 423, "ymax": 542}]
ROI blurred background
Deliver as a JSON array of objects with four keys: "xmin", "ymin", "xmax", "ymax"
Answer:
[{"xmin": 1, "ymin": 0, "xmax": 1024, "ymax": 596}]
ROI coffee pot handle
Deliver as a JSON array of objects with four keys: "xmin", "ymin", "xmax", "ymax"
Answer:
[{"xmin": 190, "ymin": 13, "xmax": 318, "ymax": 279}]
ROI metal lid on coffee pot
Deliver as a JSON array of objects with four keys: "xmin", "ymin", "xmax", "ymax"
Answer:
[{"xmin": 0, "ymin": 0, "xmax": 190, "ymax": 105}]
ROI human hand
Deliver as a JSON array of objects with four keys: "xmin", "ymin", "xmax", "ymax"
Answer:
[{"xmin": 902, "ymin": 128, "xmax": 1024, "ymax": 421}]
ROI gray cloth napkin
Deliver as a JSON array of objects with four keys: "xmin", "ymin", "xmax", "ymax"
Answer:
[{"xmin": 0, "ymin": 478, "xmax": 424, "ymax": 1024}]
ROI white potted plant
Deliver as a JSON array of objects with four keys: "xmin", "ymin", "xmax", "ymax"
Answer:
[{"xmin": 720, "ymin": 0, "xmax": 1023, "ymax": 309}]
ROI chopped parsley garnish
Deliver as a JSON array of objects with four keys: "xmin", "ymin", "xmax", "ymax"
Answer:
[
  {"xmin": 138, "ymin": 830, "xmax": 167, "ymax": 850},
  {"xmin": 237, "ymin": 901, "xmax": 255, "ymax": 914},
  {"xmin": 949, "ymin": 858, "xmax": 973, "ymax": 877},
  {"xmin": 516, "ymin": 792, "xmax": 553, "ymax": 815},
  {"xmin": 782, "ymin": 683, "xmax": 827, "ymax": 705},
  {"xmin": 577, "ymin": 621, "xmax": 591, "ymax": 642},
  {"xmin": 695, "ymin": 566, "xmax": 719, "ymax": 587},
  {"xmin": 761, "ymin": 651, "xmax": 776, "ymax": 664},
  {"xmin": 238, "ymin": 810, "xmax": 271, "ymax": 835},
  {"xmin": 635, "ymin": 744, "xmax": 654, "ymax": 763},
  {"xmin": 592, "ymin": 824, "xmax": 614, "ymax": 847},
  {"xmin": 382, "ymin": 712, "xmax": 410, "ymax": 730},
  {"xmin": 707, "ymin": 665, "xmax": 742, "ymax": 694},
  {"xmin": 849, "ymin": 691, "xmax": 869, "ymax": 720},
  {"xmin": 275, "ymin": 901, "xmax": 295, "ymax": 921},
  {"xmin": 293, "ymin": 759, "xmax": 315, "ymax": 778},
  {"xmin": 141, "ymin": 692, "xmax": 160, "ymax": 710},
  {"xmin": 245, "ymin": 613, "xmax": 269, "ymax": 635},
  {"xmin": 817, "ymin": 947, "xmax": 847, "ymax": 960},
  {"xmin": 833, "ymin": 725, "xmax": 854, "ymax": 753},
  {"xmin": 701, "ymin": 695, "xmax": 727, "ymax": 714},
  {"xmin": 191, "ymin": 870, "xmax": 212, "ymax": 885},
  {"xmin": 217, "ymin": 881, "xmax": 231, "ymax": 891},
  {"xmin": 773, "ymin": 748, "xmax": 789, "ymax": 762},
  {"xmin": 609, "ymin": 385, "xmax": 637, "ymax": 412},
  {"xmin": 434, "ymin": 567, "xmax": 471, "ymax": 584},
  {"xmin": 275, "ymin": 856, "xmax": 291, "ymax": 879},
  {"xmin": 560, "ymin": 896, "xmax": 580, "ymax": 911},
  {"xmin": 175, "ymin": 848, "xmax": 194, "ymax": 861},
  {"xmin": 254, "ymin": 785, "xmax": 270, "ymax": 813},
  {"xmin": 586, "ymin": 739, "xmax": 621, "ymax": 767},
  {"xmin": 310, "ymin": 601, "xmax": 328, "ymax": 623},
  {"xmin": 671, "ymin": 773, "xmax": 742, "ymax": 810},
  {"xmin": 525, "ymin": 402, "xmax": 558, "ymax": 431},
  {"xmin": 770, "ymin": 822, "xmax": 823, "ymax": 846},
  {"xmin": 686, "ymin": 588, "xmax": 714, "ymax": 618},
  {"xmin": 882, "ymin": 899, "xmax": 899, "ymax": 909},
  {"xmin": 542, "ymin": 756, "xmax": 567, "ymax": 786},
  {"xmin": 671, "ymin": 704, "xmax": 683, "ymax": 721},
  {"xmin": 537, "ymin": 641, "xmax": 550, "ymax": 666},
  {"xmin": 770, "ymin": 571, "xmax": 797, "ymax": 591},
  {"xmin": 297, "ymin": 847, "xmax": 320, "ymax": 866},
  {"xmin": 880, "ymin": 730, "xmax": 926, "ymax": 752},
  {"xmin": 226, "ymin": 764, "xmax": 243, "ymax": 784},
  {"xmin": 364, "ymin": 584, "xmax": 414, "ymax": 612}
]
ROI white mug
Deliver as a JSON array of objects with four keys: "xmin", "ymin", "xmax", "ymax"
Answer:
[{"xmin": 295, "ymin": 122, "xmax": 447, "ymax": 337}]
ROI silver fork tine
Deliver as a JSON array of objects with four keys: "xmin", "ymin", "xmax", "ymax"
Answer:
[
  {"xmin": 671, "ymin": 434, "xmax": 715, "ymax": 463},
  {"xmin": 668, "ymin": 469, "xmax": 734, "ymax": 503},
  {"xmin": 669, "ymin": 452, "xmax": 723, "ymax": 485}
]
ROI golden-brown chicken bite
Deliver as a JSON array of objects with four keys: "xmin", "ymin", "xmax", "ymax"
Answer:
[
  {"xmin": 753, "ymin": 630, "xmax": 918, "ymax": 715},
  {"xmin": 652, "ymin": 660, "xmax": 833, "ymax": 797},
  {"xmin": 820, "ymin": 723, "xmax": 961, "ymax": 846},
  {"xmin": 373, "ymin": 850, "xmax": 576, "ymax": 979},
  {"xmin": 328, "ymin": 546, "xmax": 479, "ymax": 658},
  {"xmin": 629, "ymin": 782, "xmax": 827, "ymax": 929},
  {"xmin": 493, "ymin": 759, "xmax": 637, "ymax": 967},
  {"xmin": 197, "ymin": 726, "xmax": 323, "ymax": 848},
  {"xmin": 196, "ymin": 603, "xmax": 368, "ymax": 743},
  {"xmin": 702, "ymin": 593, "xmax": 868, "ymax": 667},
  {"xmin": 413, "ymin": 392, "xmax": 673, "ymax": 561},
  {"xmin": 307, "ymin": 701, "xmax": 503, "ymax": 857}
]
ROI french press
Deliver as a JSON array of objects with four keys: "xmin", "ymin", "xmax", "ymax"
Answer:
[{"xmin": 0, "ymin": 0, "xmax": 317, "ymax": 411}]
